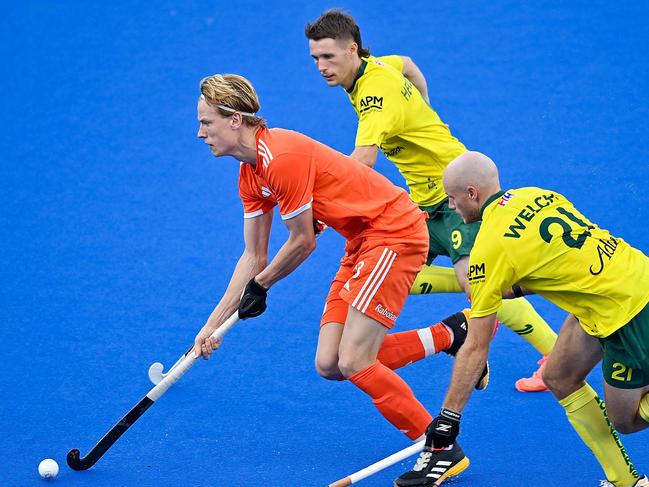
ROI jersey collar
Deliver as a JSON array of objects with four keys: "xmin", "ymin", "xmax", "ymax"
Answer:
[
  {"xmin": 345, "ymin": 58, "xmax": 368, "ymax": 94},
  {"xmin": 242, "ymin": 126, "xmax": 268, "ymax": 170},
  {"xmin": 480, "ymin": 190, "xmax": 506, "ymax": 219}
]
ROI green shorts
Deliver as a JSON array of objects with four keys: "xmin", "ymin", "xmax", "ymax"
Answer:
[
  {"xmin": 600, "ymin": 300, "xmax": 649, "ymax": 389},
  {"xmin": 420, "ymin": 198, "xmax": 481, "ymax": 264}
]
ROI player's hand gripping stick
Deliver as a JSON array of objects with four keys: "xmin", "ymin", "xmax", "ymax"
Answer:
[{"xmin": 67, "ymin": 311, "xmax": 240, "ymax": 470}]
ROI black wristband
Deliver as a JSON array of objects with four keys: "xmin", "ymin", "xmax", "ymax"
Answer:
[
  {"xmin": 440, "ymin": 407, "xmax": 462, "ymax": 422},
  {"xmin": 238, "ymin": 277, "xmax": 268, "ymax": 319},
  {"xmin": 425, "ymin": 407, "xmax": 462, "ymax": 449},
  {"xmin": 512, "ymin": 285, "xmax": 524, "ymax": 298},
  {"xmin": 248, "ymin": 278, "xmax": 268, "ymax": 295}
]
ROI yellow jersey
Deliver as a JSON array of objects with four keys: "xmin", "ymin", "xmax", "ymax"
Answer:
[
  {"xmin": 468, "ymin": 187, "xmax": 649, "ymax": 338},
  {"xmin": 346, "ymin": 55, "xmax": 467, "ymax": 207}
]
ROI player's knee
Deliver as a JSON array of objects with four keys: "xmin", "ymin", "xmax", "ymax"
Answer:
[
  {"xmin": 541, "ymin": 365, "xmax": 566, "ymax": 392},
  {"xmin": 610, "ymin": 417, "xmax": 638, "ymax": 435},
  {"xmin": 315, "ymin": 356, "xmax": 344, "ymax": 380},
  {"xmin": 337, "ymin": 353, "xmax": 372, "ymax": 379}
]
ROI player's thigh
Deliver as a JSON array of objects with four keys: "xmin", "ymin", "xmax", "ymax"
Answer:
[
  {"xmin": 603, "ymin": 383, "xmax": 649, "ymax": 433},
  {"xmin": 338, "ymin": 306, "xmax": 389, "ymax": 369},
  {"xmin": 544, "ymin": 314, "xmax": 603, "ymax": 397},
  {"xmin": 315, "ymin": 322, "xmax": 345, "ymax": 378},
  {"xmin": 600, "ymin": 304, "xmax": 649, "ymax": 430},
  {"xmin": 316, "ymin": 255, "xmax": 354, "ymax": 376}
]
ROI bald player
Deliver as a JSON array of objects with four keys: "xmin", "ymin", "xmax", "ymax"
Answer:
[{"xmin": 399, "ymin": 151, "xmax": 649, "ymax": 486}]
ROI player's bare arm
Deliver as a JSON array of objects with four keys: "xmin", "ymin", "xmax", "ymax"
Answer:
[
  {"xmin": 350, "ymin": 144, "xmax": 379, "ymax": 167},
  {"xmin": 193, "ymin": 211, "xmax": 272, "ymax": 359},
  {"xmin": 254, "ymin": 207, "xmax": 317, "ymax": 289},
  {"xmin": 443, "ymin": 313, "xmax": 498, "ymax": 412},
  {"xmin": 420, "ymin": 313, "xmax": 497, "ymax": 451},
  {"xmin": 399, "ymin": 56, "xmax": 429, "ymax": 103}
]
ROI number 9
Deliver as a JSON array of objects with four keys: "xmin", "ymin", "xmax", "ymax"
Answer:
[{"xmin": 451, "ymin": 230, "xmax": 462, "ymax": 250}]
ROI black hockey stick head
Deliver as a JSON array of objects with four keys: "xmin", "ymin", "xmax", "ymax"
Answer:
[{"xmin": 67, "ymin": 448, "xmax": 94, "ymax": 471}]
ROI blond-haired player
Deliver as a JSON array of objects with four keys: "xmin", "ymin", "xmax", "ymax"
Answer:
[{"xmin": 191, "ymin": 75, "xmax": 480, "ymax": 480}]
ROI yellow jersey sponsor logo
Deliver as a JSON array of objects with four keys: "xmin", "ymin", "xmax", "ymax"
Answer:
[
  {"xmin": 468, "ymin": 262, "xmax": 486, "ymax": 283},
  {"xmin": 359, "ymin": 95, "xmax": 383, "ymax": 113}
]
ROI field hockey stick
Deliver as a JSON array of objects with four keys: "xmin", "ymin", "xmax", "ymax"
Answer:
[
  {"xmin": 67, "ymin": 311, "xmax": 239, "ymax": 471},
  {"xmin": 327, "ymin": 439, "xmax": 425, "ymax": 487}
]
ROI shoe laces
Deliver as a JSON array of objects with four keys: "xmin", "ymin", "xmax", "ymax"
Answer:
[
  {"xmin": 531, "ymin": 356, "xmax": 548, "ymax": 378},
  {"xmin": 599, "ymin": 481, "xmax": 615, "ymax": 487},
  {"xmin": 412, "ymin": 451, "xmax": 432, "ymax": 472}
]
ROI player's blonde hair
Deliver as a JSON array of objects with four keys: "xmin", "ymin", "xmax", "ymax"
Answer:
[{"xmin": 199, "ymin": 74, "xmax": 266, "ymax": 127}]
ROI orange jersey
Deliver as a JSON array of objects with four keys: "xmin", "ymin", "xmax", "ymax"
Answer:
[{"xmin": 238, "ymin": 127, "xmax": 426, "ymax": 240}]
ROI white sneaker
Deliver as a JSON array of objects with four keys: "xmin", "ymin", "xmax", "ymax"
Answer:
[{"xmin": 600, "ymin": 476, "xmax": 649, "ymax": 487}]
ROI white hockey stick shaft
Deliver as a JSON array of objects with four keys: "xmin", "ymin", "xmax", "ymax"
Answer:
[{"xmin": 327, "ymin": 440, "xmax": 425, "ymax": 486}]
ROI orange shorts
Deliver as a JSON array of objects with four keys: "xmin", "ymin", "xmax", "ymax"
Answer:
[{"xmin": 321, "ymin": 222, "xmax": 428, "ymax": 329}]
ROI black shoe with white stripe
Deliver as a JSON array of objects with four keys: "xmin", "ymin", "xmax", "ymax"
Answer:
[{"xmin": 394, "ymin": 442, "xmax": 470, "ymax": 487}]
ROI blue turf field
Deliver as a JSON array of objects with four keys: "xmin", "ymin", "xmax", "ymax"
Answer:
[{"xmin": 3, "ymin": 1, "xmax": 649, "ymax": 486}]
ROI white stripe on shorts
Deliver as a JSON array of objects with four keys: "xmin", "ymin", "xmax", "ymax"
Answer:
[
  {"xmin": 360, "ymin": 251, "xmax": 396, "ymax": 313},
  {"xmin": 352, "ymin": 248, "xmax": 397, "ymax": 313},
  {"xmin": 352, "ymin": 248, "xmax": 389, "ymax": 309}
]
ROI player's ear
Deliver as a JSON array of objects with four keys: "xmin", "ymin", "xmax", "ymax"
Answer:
[
  {"xmin": 230, "ymin": 112, "xmax": 244, "ymax": 129},
  {"xmin": 348, "ymin": 41, "xmax": 358, "ymax": 56}
]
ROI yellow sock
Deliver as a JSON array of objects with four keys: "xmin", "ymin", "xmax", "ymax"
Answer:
[
  {"xmin": 496, "ymin": 298, "xmax": 557, "ymax": 355},
  {"xmin": 639, "ymin": 393, "xmax": 649, "ymax": 424},
  {"xmin": 410, "ymin": 264, "xmax": 462, "ymax": 294},
  {"xmin": 559, "ymin": 384, "xmax": 639, "ymax": 485}
]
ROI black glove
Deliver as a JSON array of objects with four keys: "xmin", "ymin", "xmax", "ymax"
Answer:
[
  {"xmin": 425, "ymin": 408, "xmax": 461, "ymax": 449},
  {"xmin": 238, "ymin": 278, "xmax": 268, "ymax": 319}
]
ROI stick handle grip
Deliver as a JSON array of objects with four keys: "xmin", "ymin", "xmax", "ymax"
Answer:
[{"xmin": 148, "ymin": 311, "xmax": 239, "ymax": 401}]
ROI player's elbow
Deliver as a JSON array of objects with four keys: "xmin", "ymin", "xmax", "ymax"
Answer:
[
  {"xmin": 400, "ymin": 56, "xmax": 413, "ymax": 71},
  {"xmin": 243, "ymin": 249, "xmax": 268, "ymax": 272},
  {"xmin": 296, "ymin": 235, "xmax": 317, "ymax": 258},
  {"xmin": 358, "ymin": 152, "xmax": 377, "ymax": 168}
]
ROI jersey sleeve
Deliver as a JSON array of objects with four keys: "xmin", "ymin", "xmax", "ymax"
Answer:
[
  {"xmin": 354, "ymin": 71, "xmax": 404, "ymax": 148},
  {"xmin": 238, "ymin": 164, "xmax": 276, "ymax": 218},
  {"xmin": 469, "ymin": 239, "xmax": 517, "ymax": 318},
  {"xmin": 377, "ymin": 55, "xmax": 404, "ymax": 72},
  {"xmin": 265, "ymin": 153, "xmax": 315, "ymax": 220}
]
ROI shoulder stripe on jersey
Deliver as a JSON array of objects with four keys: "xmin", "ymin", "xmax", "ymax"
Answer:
[
  {"xmin": 352, "ymin": 248, "xmax": 397, "ymax": 313},
  {"xmin": 243, "ymin": 209, "xmax": 265, "ymax": 219},
  {"xmin": 258, "ymin": 139, "xmax": 273, "ymax": 160},
  {"xmin": 280, "ymin": 199, "xmax": 313, "ymax": 220},
  {"xmin": 258, "ymin": 146, "xmax": 271, "ymax": 168}
]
